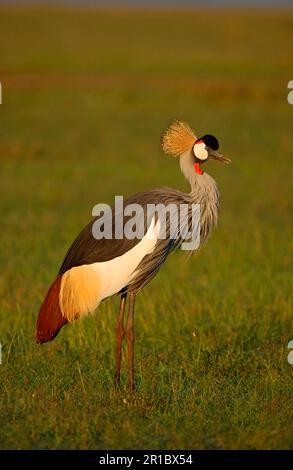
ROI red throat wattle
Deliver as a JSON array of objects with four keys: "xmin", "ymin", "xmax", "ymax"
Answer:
[{"xmin": 194, "ymin": 162, "xmax": 203, "ymax": 175}]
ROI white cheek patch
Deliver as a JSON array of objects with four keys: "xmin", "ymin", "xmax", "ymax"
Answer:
[{"xmin": 193, "ymin": 141, "xmax": 208, "ymax": 161}]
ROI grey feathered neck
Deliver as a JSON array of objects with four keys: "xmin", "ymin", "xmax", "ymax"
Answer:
[{"xmin": 180, "ymin": 151, "xmax": 220, "ymax": 242}]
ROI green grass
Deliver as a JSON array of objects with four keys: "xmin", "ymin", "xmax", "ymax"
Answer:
[{"xmin": 0, "ymin": 5, "xmax": 293, "ymax": 449}]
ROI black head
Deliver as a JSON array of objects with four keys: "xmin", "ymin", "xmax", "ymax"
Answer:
[
  {"xmin": 197, "ymin": 134, "xmax": 219, "ymax": 151},
  {"xmin": 193, "ymin": 133, "xmax": 230, "ymax": 164}
]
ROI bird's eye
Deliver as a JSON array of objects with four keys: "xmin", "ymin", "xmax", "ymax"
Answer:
[{"xmin": 205, "ymin": 146, "xmax": 208, "ymax": 151}]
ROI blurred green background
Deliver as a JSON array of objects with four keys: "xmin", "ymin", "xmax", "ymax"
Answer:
[{"xmin": 0, "ymin": 4, "xmax": 292, "ymax": 449}]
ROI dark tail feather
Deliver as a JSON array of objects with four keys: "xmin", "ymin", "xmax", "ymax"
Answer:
[{"xmin": 36, "ymin": 275, "xmax": 68, "ymax": 344}]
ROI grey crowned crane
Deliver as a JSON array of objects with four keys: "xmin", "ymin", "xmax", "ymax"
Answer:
[{"xmin": 36, "ymin": 121, "xmax": 230, "ymax": 390}]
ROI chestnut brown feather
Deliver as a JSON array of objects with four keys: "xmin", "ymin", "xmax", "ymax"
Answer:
[{"xmin": 36, "ymin": 275, "xmax": 67, "ymax": 343}]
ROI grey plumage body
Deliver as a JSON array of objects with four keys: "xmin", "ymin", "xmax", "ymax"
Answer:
[{"xmin": 60, "ymin": 150, "xmax": 220, "ymax": 294}]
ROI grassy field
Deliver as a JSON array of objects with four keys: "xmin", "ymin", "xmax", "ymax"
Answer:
[{"xmin": 0, "ymin": 5, "xmax": 293, "ymax": 449}]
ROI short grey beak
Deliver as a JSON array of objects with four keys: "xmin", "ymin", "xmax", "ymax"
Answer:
[{"xmin": 209, "ymin": 150, "xmax": 231, "ymax": 164}]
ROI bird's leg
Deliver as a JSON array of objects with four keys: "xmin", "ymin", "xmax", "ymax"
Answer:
[
  {"xmin": 115, "ymin": 292, "xmax": 127, "ymax": 385},
  {"xmin": 126, "ymin": 292, "xmax": 136, "ymax": 391}
]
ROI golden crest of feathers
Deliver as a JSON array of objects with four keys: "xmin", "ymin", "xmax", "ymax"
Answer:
[{"xmin": 161, "ymin": 120, "xmax": 197, "ymax": 157}]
